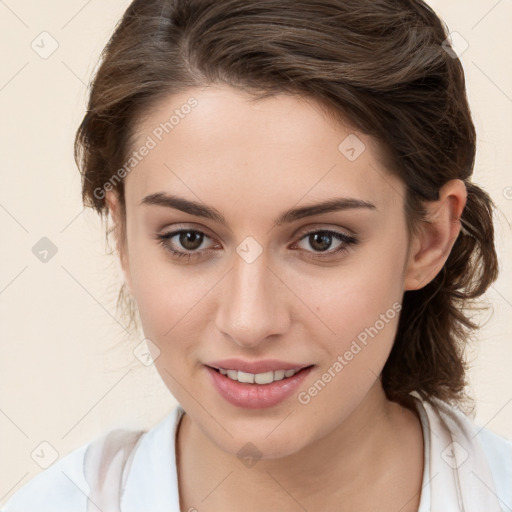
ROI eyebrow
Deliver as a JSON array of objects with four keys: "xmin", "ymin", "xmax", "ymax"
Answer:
[{"xmin": 140, "ymin": 192, "xmax": 377, "ymax": 227}]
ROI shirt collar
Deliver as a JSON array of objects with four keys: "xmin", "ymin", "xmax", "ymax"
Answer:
[
  {"xmin": 121, "ymin": 404, "xmax": 184, "ymax": 512},
  {"xmin": 411, "ymin": 391, "xmax": 503, "ymax": 512}
]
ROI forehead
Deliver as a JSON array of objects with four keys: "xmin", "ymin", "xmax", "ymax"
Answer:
[{"xmin": 124, "ymin": 84, "xmax": 403, "ymax": 214}]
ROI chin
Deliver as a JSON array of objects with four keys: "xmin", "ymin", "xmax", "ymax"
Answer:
[{"xmin": 210, "ymin": 419, "xmax": 313, "ymax": 462}]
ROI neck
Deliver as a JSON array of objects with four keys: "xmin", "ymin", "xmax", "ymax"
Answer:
[{"xmin": 176, "ymin": 381, "xmax": 424, "ymax": 512}]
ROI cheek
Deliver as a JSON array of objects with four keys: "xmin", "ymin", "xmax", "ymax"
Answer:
[
  {"xmin": 127, "ymin": 238, "xmax": 224, "ymax": 364},
  {"xmin": 129, "ymin": 258, "xmax": 213, "ymax": 399},
  {"xmin": 305, "ymin": 238, "xmax": 406, "ymax": 345},
  {"xmin": 293, "ymin": 232, "xmax": 408, "ymax": 411},
  {"xmin": 293, "ymin": 260, "xmax": 405, "ymax": 428},
  {"xmin": 305, "ymin": 273, "xmax": 403, "ymax": 380},
  {"xmin": 130, "ymin": 260, "xmax": 211, "ymax": 340}
]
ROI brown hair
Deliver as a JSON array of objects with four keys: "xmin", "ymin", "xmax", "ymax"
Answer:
[{"xmin": 75, "ymin": 0, "xmax": 499, "ymax": 412}]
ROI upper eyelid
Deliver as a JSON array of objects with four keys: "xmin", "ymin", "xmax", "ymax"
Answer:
[{"xmin": 159, "ymin": 226, "xmax": 216, "ymax": 244}]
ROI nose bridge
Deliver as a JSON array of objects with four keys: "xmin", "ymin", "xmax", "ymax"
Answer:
[{"xmin": 216, "ymin": 245, "xmax": 289, "ymax": 347}]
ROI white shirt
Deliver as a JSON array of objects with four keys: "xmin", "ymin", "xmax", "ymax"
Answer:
[{"xmin": 2, "ymin": 392, "xmax": 511, "ymax": 512}]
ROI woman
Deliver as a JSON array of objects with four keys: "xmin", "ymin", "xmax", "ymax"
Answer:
[{"xmin": 3, "ymin": 0, "xmax": 511, "ymax": 511}]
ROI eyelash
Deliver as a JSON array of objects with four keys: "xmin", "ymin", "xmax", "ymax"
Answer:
[{"xmin": 155, "ymin": 227, "xmax": 358, "ymax": 262}]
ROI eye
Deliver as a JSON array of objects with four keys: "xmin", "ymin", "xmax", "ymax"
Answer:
[
  {"xmin": 292, "ymin": 229, "xmax": 358, "ymax": 259},
  {"xmin": 155, "ymin": 228, "xmax": 217, "ymax": 262}
]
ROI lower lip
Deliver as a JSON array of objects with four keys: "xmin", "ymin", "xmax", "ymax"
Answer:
[{"xmin": 205, "ymin": 365, "xmax": 314, "ymax": 409}]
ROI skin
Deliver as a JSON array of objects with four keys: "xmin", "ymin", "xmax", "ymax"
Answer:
[{"xmin": 106, "ymin": 84, "xmax": 467, "ymax": 511}]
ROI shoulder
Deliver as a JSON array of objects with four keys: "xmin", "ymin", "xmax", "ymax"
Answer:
[
  {"xmin": 1, "ymin": 406, "xmax": 184, "ymax": 512},
  {"xmin": 0, "ymin": 430, "xmax": 147, "ymax": 512},
  {"xmin": 418, "ymin": 393, "xmax": 512, "ymax": 509},
  {"xmin": 0, "ymin": 441, "xmax": 91, "ymax": 512},
  {"xmin": 474, "ymin": 419, "xmax": 512, "ymax": 504},
  {"xmin": 438, "ymin": 398, "xmax": 512, "ymax": 471}
]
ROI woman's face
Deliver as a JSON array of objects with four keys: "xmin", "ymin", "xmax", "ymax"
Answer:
[{"xmin": 114, "ymin": 84, "xmax": 414, "ymax": 459}]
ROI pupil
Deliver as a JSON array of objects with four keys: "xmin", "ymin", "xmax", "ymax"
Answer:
[
  {"xmin": 311, "ymin": 232, "xmax": 331, "ymax": 252},
  {"xmin": 180, "ymin": 231, "xmax": 203, "ymax": 250}
]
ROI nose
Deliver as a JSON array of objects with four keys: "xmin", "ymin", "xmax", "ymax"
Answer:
[{"xmin": 215, "ymin": 249, "xmax": 291, "ymax": 348}]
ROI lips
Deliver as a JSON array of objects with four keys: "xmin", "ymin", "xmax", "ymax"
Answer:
[
  {"xmin": 206, "ymin": 358, "xmax": 311, "ymax": 374},
  {"xmin": 206, "ymin": 364, "xmax": 314, "ymax": 409}
]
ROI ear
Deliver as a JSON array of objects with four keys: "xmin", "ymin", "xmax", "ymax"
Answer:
[
  {"xmin": 105, "ymin": 190, "xmax": 134, "ymax": 296},
  {"xmin": 404, "ymin": 179, "xmax": 467, "ymax": 291}
]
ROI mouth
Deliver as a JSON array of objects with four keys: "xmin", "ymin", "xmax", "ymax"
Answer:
[{"xmin": 205, "ymin": 364, "xmax": 315, "ymax": 409}]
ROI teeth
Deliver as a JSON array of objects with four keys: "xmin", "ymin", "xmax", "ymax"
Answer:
[
  {"xmin": 218, "ymin": 367, "xmax": 303, "ymax": 384},
  {"xmin": 273, "ymin": 369, "xmax": 285, "ymax": 381},
  {"xmin": 254, "ymin": 371, "xmax": 274, "ymax": 384},
  {"xmin": 227, "ymin": 369, "xmax": 238, "ymax": 380},
  {"xmin": 238, "ymin": 371, "xmax": 255, "ymax": 383}
]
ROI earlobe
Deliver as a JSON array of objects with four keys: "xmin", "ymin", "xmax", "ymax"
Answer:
[
  {"xmin": 105, "ymin": 190, "xmax": 134, "ymax": 297},
  {"xmin": 404, "ymin": 179, "xmax": 467, "ymax": 291}
]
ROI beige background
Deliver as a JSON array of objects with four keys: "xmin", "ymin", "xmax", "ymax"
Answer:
[{"xmin": 0, "ymin": 0, "xmax": 511, "ymax": 505}]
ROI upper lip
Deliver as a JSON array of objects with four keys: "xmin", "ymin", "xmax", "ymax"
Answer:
[{"xmin": 206, "ymin": 358, "xmax": 313, "ymax": 374}]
